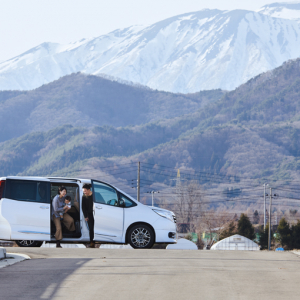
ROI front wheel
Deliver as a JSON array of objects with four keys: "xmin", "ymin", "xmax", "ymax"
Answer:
[
  {"xmin": 127, "ymin": 224, "xmax": 155, "ymax": 249},
  {"xmin": 15, "ymin": 240, "xmax": 43, "ymax": 247}
]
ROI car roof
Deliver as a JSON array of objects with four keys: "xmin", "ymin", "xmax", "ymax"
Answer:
[
  {"xmin": 2, "ymin": 176, "xmax": 113, "ymax": 187},
  {"xmin": 5, "ymin": 176, "xmax": 50, "ymax": 181},
  {"xmin": 2, "ymin": 176, "xmax": 91, "ymax": 182},
  {"xmin": 47, "ymin": 177, "xmax": 90, "ymax": 183}
]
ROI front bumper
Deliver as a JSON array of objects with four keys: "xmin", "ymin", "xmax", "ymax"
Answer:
[{"xmin": 153, "ymin": 217, "xmax": 177, "ymax": 243}]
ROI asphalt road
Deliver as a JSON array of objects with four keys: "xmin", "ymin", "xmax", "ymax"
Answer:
[{"xmin": 1, "ymin": 248, "xmax": 300, "ymax": 300}]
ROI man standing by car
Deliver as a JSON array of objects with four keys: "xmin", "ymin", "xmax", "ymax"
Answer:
[{"xmin": 82, "ymin": 183, "xmax": 95, "ymax": 248}]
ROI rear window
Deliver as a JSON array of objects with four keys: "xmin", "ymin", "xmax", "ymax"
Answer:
[
  {"xmin": 4, "ymin": 179, "xmax": 50, "ymax": 204},
  {"xmin": 0, "ymin": 180, "xmax": 5, "ymax": 199}
]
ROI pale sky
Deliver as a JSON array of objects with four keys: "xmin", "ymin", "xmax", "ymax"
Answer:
[{"xmin": 0, "ymin": 0, "xmax": 291, "ymax": 61}]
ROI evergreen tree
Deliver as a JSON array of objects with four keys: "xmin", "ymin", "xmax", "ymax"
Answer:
[
  {"xmin": 258, "ymin": 224, "xmax": 270, "ymax": 250},
  {"xmin": 277, "ymin": 218, "xmax": 293, "ymax": 249},
  {"xmin": 237, "ymin": 213, "xmax": 255, "ymax": 240},
  {"xmin": 291, "ymin": 221, "xmax": 300, "ymax": 249}
]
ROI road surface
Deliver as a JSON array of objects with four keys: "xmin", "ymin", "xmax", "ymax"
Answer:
[{"xmin": 1, "ymin": 248, "xmax": 299, "ymax": 300}]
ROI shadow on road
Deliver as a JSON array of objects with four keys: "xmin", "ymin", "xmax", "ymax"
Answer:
[{"xmin": 0, "ymin": 258, "xmax": 91, "ymax": 299}]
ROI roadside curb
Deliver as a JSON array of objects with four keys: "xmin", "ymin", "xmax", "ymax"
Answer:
[
  {"xmin": 0, "ymin": 251, "xmax": 30, "ymax": 269},
  {"xmin": 292, "ymin": 251, "xmax": 300, "ymax": 256},
  {"xmin": 0, "ymin": 247, "xmax": 6, "ymax": 259}
]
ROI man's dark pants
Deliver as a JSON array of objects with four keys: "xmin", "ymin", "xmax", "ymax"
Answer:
[{"xmin": 87, "ymin": 213, "xmax": 94, "ymax": 243}]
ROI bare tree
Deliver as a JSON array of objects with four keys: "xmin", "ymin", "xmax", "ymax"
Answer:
[
  {"xmin": 198, "ymin": 210, "xmax": 233, "ymax": 246},
  {"xmin": 174, "ymin": 181, "xmax": 203, "ymax": 233}
]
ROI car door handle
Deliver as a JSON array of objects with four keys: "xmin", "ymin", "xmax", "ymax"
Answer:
[
  {"xmin": 95, "ymin": 205, "xmax": 102, "ymax": 209},
  {"xmin": 39, "ymin": 206, "xmax": 49, "ymax": 209}
]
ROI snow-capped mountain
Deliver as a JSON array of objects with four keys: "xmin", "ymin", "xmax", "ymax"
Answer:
[
  {"xmin": 258, "ymin": 2, "xmax": 300, "ymax": 23},
  {"xmin": 1, "ymin": 8, "xmax": 300, "ymax": 93}
]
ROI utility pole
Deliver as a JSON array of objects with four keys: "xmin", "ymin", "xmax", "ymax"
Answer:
[
  {"xmin": 137, "ymin": 161, "xmax": 140, "ymax": 202},
  {"xmin": 146, "ymin": 190, "xmax": 159, "ymax": 206},
  {"xmin": 151, "ymin": 191, "xmax": 154, "ymax": 207},
  {"xmin": 150, "ymin": 190, "xmax": 159, "ymax": 207},
  {"xmin": 268, "ymin": 187, "xmax": 272, "ymax": 251},
  {"xmin": 264, "ymin": 183, "xmax": 266, "ymax": 230}
]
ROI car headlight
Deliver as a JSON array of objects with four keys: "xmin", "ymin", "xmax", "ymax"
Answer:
[{"xmin": 153, "ymin": 209, "xmax": 174, "ymax": 222}]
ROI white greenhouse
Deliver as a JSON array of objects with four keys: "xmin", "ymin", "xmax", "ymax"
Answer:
[{"xmin": 210, "ymin": 234, "xmax": 260, "ymax": 251}]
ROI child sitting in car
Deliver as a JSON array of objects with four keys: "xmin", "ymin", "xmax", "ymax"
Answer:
[{"xmin": 60, "ymin": 196, "xmax": 72, "ymax": 221}]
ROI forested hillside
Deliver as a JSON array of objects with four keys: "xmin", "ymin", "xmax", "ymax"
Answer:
[
  {"xmin": 0, "ymin": 73, "xmax": 223, "ymax": 142},
  {"xmin": 1, "ymin": 59, "xmax": 300, "ymax": 179}
]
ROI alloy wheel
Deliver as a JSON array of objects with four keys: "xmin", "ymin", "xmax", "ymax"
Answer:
[
  {"xmin": 130, "ymin": 227, "xmax": 151, "ymax": 248},
  {"xmin": 15, "ymin": 240, "xmax": 43, "ymax": 247},
  {"xmin": 18, "ymin": 240, "xmax": 35, "ymax": 246}
]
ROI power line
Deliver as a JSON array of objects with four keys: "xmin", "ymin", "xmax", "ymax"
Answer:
[{"xmin": 141, "ymin": 162, "xmax": 300, "ymax": 183}]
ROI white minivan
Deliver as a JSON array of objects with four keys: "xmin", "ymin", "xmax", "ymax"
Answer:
[{"xmin": 0, "ymin": 176, "xmax": 177, "ymax": 248}]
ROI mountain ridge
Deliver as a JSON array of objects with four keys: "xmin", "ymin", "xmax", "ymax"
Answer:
[
  {"xmin": 258, "ymin": 2, "xmax": 300, "ymax": 23},
  {"xmin": 1, "ymin": 7, "xmax": 300, "ymax": 92},
  {"xmin": 0, "ymin": 72, "xmax": 223, "ymax": 142}
]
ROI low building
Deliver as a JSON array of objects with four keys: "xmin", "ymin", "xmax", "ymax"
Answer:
[{"xmin": 210, "ymin": 234, "xmax": 260, "ymax": 251}]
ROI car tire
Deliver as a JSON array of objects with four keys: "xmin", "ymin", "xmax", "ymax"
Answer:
[
  {"xmin": 127, "ymin": 224, "xmax": 155, "ymax": 249},
  {"xmin": 15, "ymin": 240, "xmax": 43, "ymax": 247}
]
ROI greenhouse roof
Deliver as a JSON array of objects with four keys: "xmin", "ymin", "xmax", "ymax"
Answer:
[{"xmin": 211, "ymin": 234, "xmax": 260, "ymax": 251}]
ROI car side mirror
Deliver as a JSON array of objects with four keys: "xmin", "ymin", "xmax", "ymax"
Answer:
[{"xmin": 119, "ymin": 200, "xmax": 125, "ymax": 208}]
